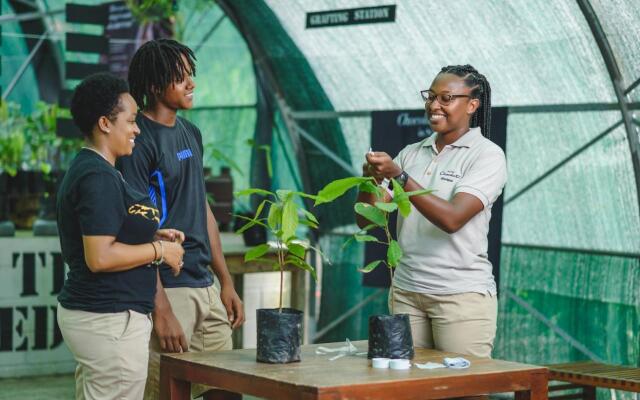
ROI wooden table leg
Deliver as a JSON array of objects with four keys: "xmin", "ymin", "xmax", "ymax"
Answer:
[
  {"xmin": 582, "ymin": 385, "xmax": 596, "ymax": 400},
  {"xmin": 160, "ymin": 359, "xmax": 190, "ymax": 400},
  {"xmin": 523, "ymin": 371, "xmax": 549, "ymax": 400}
]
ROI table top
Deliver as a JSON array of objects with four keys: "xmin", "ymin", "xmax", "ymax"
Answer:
[
  {"xmin": 548, "ymin": 361, "xmax": 640, "ymax": 390},
  {"xmin": 162, "ymin": 340, "xmax": 546, "ymax": 390}
]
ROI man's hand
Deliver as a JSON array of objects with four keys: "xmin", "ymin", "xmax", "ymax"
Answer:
[
  {"xmin": 153, "ymin": 298, "xmax": 188, "ymax": 353},
  {"xmin": 366, "ymin": 152, "xmax": 402, "ymax": 179},
  {"xmin": 155, "ymin": 228, "xmax": 185, "ymax": 244},
  {"xmin": 220, "ymin": 283, "xmax": 245, "ymax": 329}
]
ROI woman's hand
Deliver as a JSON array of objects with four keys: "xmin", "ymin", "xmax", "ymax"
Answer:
[
  {"xmin": 155, "ymin": 228, "xmax": 185, "ymax": 244},
  {"xmin": 366, "ymin": 152, "xmax": 402, "ymax": 179},
  {"xmin": 161, "ymin": 241, "xmax": 185, "ymax": 276}
]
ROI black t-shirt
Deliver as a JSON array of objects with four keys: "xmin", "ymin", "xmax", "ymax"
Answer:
[
  {"xmin": 56, "ymin": 149, "xmax": 159, "ymax": 314},
  {"xmin": 116, "ymin": 114, "xmax": 213, "ymax": 288}
]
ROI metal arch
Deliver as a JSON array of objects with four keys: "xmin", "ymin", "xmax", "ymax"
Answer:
[{"xmin": 577, "ymin": 0, "xmax": 640, "ymax": 224}]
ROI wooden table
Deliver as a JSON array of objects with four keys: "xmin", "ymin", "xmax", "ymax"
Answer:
[
  {"xmin": 160, "ymin": 340, "xmax": 548, "ymax": 400},
  {"xmin": 548, "ymin": 361, "xmax": 640, "ymax": 400},
  {"xmin": 220, "ymin": 233, "xmax": 307, "ymax": 347}
]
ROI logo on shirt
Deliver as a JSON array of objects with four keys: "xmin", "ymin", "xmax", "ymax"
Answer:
[
  {"xmin": 439, "ymin": 170, "xmax": 462, "ymax": 183},
  {"xmin": 176, "ymin": 148, "xmax": 193, "ymax": 161},
  {"xmin": 128, "ymin": 204, "xmax": 160, "ymax": 223}
]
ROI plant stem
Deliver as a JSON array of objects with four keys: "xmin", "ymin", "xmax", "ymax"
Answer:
[
  {"xmin": 277, "ymin": 241, "xmax": 284, "ymax": 313},
  {"xmin": 384, "ymin": 214, "xmax": 394, "ymax": 315}
]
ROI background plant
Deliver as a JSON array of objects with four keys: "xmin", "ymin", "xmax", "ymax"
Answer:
[{"xmin": 0, "ymin": 101, "xmax": 82, "ymax": 179}]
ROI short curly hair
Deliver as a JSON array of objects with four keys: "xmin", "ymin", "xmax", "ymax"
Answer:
[{"xmin": 70, "ymin": 73, "xmax": 129, "ymax": 137}]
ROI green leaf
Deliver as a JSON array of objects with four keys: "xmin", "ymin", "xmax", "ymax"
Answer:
[
  {"xmin": 276, "ymin": 189, "xmax": 292, "ymax": 200},
  {"xmin": 358, "ymin": 180, "xmax": 381, "ymax": 195},
  {"xmin": 374, "ymin": 201, "xmax": 398, "ymax": 213},
  {"xmin": 254, "ymin": 199, "xmax": 269, "ymax": 219},
  {"xmin": 342, "ymin": 236, "xmax": 356, "ymax": 249},
  {"xmin": 301, "ymin": 208, "xmax": 319, "ymax": 225},
  {"xmin": 359, "ymin": 223, "xmax": 378, "ymax": 232},
  {"xmin": 391, "ymin": 179, "xmax": 411, "ymax": 218},
  {"xmin": 234, "ymin": 216, "xmax": 267, "ymax": 234},
  {"xmin": 281, "ymin": 197, "xmax": 299, "ymax": 241},
  {"xmin": 396, "ymin": 199, "xmax": 411, "ymax": 218},
  {"xmin": 315, "ymin": 177, "xmax": 371, "ymax": 206},
  {"xmin": 244, "ymin": 244, "xmax": 271, "ymax": 262},
  {"xmin": 235, "ymin": 188, "xmax": 274, "ymax": 197},
  {"xmin": 359, "ymin": 260, "xmax": 382, "ymax": 273},
  {"xmin": 292, "ymin": 191, "xmax": 319, "ymax": 201},
  {"xmin": 285, "ymin": 255, "xmax": 317, "ymax": 281},
  {"xmin": 299, "ymin": 218, "xmax": 319, "ymax": 229},
  {"xmin": 287, "ymin": 242, "xmax": 306, "ymax": 259},
  {"xmin": 354, "ymin": 202, "xmax": 386, "ymax": 227},
  {"xmin": 267, "ymin": 203, "xmax": 282, "ymax": 232},
  {"xmin": 387, "ymin": 240, "xmax": 403, "ymax": 267},
  {"xmin": 392, "ymin": 178, "xmax": 408, "ymax": 201},
  {"xmin": 354, "ymin": 233, "xmax": 378, "ymax": 242}
]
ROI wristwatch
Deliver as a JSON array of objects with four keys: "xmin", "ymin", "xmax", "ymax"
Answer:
[{"xmin": 394, "ymin": 170, "xmax": 409, "ymax": 188}]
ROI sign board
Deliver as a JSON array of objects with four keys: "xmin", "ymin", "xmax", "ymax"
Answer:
[
  {"xmin": 0, "ymin": 237, "xmax": 74, "ymax": 377},
  {"xmin": 306, "ymin": 5, "xmax": 396, "ymax": 29},
  {"xmin": 102, "ymin": 1, "xmax": 172, "ymax": 79}
]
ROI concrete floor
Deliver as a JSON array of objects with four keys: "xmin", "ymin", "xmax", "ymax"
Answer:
[
  {"xmin": 0, "ymin": 374, "xmax": 75, "ymax": 399},
  {"xmin": 0, "ymin": 374, "xmax": 262, "ymax": 399}
]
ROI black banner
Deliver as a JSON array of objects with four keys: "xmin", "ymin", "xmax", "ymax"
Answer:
[
  {"xmin": 306, "ymin": 5, "xmax": 396, "ymax": 29},
  {"xmin": 101, "ymin": 1, "xmax": 172, "ymax": 79},
  {"xmin": 363, "ymin": 108, "xmax": 507, "ymax": 289}
]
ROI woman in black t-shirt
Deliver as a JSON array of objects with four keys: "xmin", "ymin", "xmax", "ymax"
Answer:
[{"xmin": 56, "ymin": 73, "xmax": 185, "ymax": 400}]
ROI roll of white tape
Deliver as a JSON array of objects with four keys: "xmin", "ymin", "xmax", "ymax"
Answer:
[
  {"xmin": 372, "ymin": 358, "xmax": 390, "ymax": 369},
  {"xmin": 389, "ymin": 359, "xmax": 411, "ymax": 370}
]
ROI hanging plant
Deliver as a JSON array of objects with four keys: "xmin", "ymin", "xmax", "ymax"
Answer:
[{"xmin": 125, "ymin": 0, "xmax": 177, "ymax": 24}]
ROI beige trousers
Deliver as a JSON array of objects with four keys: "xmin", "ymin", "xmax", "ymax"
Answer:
[
  {"xmin": 144, "ymin": 285, "xmax": 233, "ymax": 400},
  {"xmin": 57, "ymin": 304, "xmax": 152, "ymax": 400},
  {"xmin": 389, "ymin": 287, "xmax": 498, "ymax": 358}
]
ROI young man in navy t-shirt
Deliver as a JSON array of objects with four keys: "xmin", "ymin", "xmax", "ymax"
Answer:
[{"xmin": 118, "ymin": 39, "xmax": 244, "ymax": 400}]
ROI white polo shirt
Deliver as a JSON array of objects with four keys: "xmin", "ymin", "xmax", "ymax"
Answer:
[{"xmin": 392, "ymin": 127, "xmax": 507, "ymax": 295}]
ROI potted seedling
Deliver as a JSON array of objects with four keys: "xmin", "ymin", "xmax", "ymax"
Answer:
[
  {"xmin": 315, "ymin": 176, "xmax": 431, "ymax": 360},
  {"xmin": 234, "ymin": 187, "xmax": 320, "ymax": 363}
]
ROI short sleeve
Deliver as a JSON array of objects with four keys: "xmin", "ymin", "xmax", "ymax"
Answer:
[
  {"xmin": 193, "ymin": 125, "xmax": 204, "ymax": 158},
  {"xmin": 75, "ymin": 172, "xmax": 126, "ymax": 236},
  {"xmin": 454, "ymin": 146, "xmax": 507, "ymax": 207},
  {"xmin": 117, "ymin": 136, "xmax": 155, "ymax": 194}
]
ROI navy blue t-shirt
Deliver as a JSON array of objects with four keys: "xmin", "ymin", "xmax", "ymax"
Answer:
[
  {"xmin": 57, "ymin": 149, "xmax": 159, "ymax": 314},
  {"xmin": 116, "ymin": 114, "xmax": 213, "ymax": 288}
]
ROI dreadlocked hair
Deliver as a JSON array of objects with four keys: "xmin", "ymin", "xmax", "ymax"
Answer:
[
  {"xmin": 439, "ymin": 64, "xmax": 492, "ymax": 138},
  {"xmin": 128, "ymin": 39, "xmax": 196, "ymax": 109}
]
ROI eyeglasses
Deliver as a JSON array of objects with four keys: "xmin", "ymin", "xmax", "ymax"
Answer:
[{"xmin": 420, "ymin": 90, "xmax": 471, "ymax": 106}]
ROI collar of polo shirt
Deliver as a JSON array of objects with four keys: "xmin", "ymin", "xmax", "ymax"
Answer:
[{"xmin": 423, "ymin": 127, "xmax": 483, "ymax": 150}]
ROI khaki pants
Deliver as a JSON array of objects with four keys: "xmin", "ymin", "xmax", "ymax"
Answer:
[
  {"xmin": 57, "ymin": 304, "xmax": 152, "ymax": 400},
  {"xmin": 389, "ymin": 287, "xmax": 497, "ymax": 358},
  {"xmin": 144, "ymin": 285, "xmax": 233, "ymax": 400}
]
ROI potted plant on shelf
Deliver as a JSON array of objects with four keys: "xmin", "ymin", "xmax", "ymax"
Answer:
[
  {"xmin": 234, "ymin": 187, "xmax": 320, "ymax": 363},
  {"xmin": 0, "ymin": 101, "xmax": 25, "ymax": 236},
  {"xmin": 315, "ymin": 176, "xmax": 431, "ymax": 360}
]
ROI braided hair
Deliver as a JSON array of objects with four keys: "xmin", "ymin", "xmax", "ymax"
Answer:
[
  {"xmin": 439, "ymin": 64, "xmax": 492, "ymax": 138},
  {"xmin": 128, "ymin": 39, "xmax": 196, "ymax": 109}
]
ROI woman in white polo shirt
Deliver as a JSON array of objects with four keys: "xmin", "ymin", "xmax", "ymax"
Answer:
[{"xmin": 358, "ymin": 64, "xmax": 507, "ymax": 358}]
